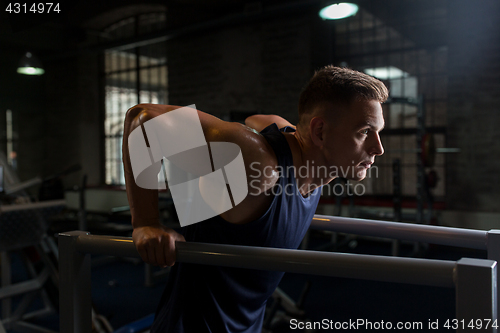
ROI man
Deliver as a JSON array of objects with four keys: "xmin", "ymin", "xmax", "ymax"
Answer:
[{"xmin": 122, "ymin": 65, "xmax": 388, "ymax": 332}]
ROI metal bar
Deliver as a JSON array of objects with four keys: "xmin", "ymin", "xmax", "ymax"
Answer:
[
  {"xmin": 0, "ymin": 199, "xmax": 65, "ymax": 212},
  {"xmin": 73, "ymin": 234, "xmax": 456, "ymax": 288},
  {"xmin": 0, "ymin": 268, "xmax": 49, "ymax": 299},
  {"xmin": 381, "ymin": 126, "xmax": 447, "ymax": 136},
  {"xmin": 386, "ymin": 96, "xmax": 420, "ymax": 106},
  {"xmin": 1, "ymin": 252, "xmax": 12, "ymax": 322},
  {"xmin": 69, "ymin": 212, "xmax": 492, "ymax": 251},
  {"xmin": 59, "ymin": 231, "xmax": 92, "ymax": 333},
  {"xmin": 76, "ymin": 235, "xmax": 140, "ymax": 258},
  {"xmin": 78, "ymin": 175, "xmax": 87, "ymax": 231},
  {"xmin": 176, "ymin": 242, "xmax": 455, "ymax": 287},
  {"xmin": 388, "ymin": 147, "xmax": 460, "ymax": 153},
  {"xmin": 11, "ymin": 321, "xmax": 57, "ymax": 333},
  {"xmin": 455, "ymin": 258, "xmax": 497, "ymax": 332},
  {"xmin": 436, "ymin": 148, "xmax": 461, "ymax": 153},
  {"xmin": 311, "ymin": 215, "xmax": 488, "ymax": 250},
  {"xmin": 487, "ymin": 230, "xmax": 500, "ymax": 319},
  {"xmin": 60, "ymin": 232, "xmax": 500, "ymax": 332},
  {"xmin": 416, "ymin": 95, "xmax": 425, "ymax": 228}
]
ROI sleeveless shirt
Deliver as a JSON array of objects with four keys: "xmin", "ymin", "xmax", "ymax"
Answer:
[{"xmin": 151, "ymin": 123, "xmax": 321, "ymax": 332}]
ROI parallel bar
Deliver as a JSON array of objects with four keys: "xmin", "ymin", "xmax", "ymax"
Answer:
[
  {"xmin": 455, "ymin": 258, "xmax": 497, "ymax": 332},
  {"xmin": 75, "ymin": 235, "xmax": 140, "ymax": 259},
  {"xmin": 74, "ymin": 234, "xmax": 456, "ymax": 288},
  {"xmin": 488, "ymin": 230, "xmax": 500, "ymax": 319},
  {"xmin": 311, "ymin": 215, "xmax": 488, "ymax": 250},
  {"xmin": 59, "ymin": 231, "xmax": 92, "ymax": 333}
]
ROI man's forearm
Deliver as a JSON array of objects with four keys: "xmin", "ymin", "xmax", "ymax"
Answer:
[{"xmin": 124, "ymin": 166, "xmax": 160, "ymax": 228}]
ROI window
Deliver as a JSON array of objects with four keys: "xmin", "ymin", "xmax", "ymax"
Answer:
[{"xmin": 103, "ymin": 13, "xmax": 168, "ymax": 185}]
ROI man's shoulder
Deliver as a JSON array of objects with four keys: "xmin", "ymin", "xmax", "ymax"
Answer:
[
  {"xmin": 125, "ymin": 105, "xmax": 279, "ymax": 189},
  {"xmin": 203, "ymin": 121, "xmax": 279, "ymax": 194},
  {"xmin": 202, "ymin": 119, "xmax": 275, "ymax": 164}
]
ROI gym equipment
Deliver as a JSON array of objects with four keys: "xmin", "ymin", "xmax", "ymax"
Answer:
[
  {"xmin": 385, "ymin": 96, "xmax": 459, "ymax": 232},
  {"xmin": 391, "ymin": 159, "xmax": 402, "ymax": 256},
  {"xmin": 58, "ymin": 215, "xmax": 499, "ymax": 333},
  {"xmin": 0, "ymin": 157, "xmax": 115, "ymax": 333},
  {"xmin": 425, "ymin": 169, "xmax": 439, "ymax": 189},
  {"xmin": 4, "ymin": 164, "xmax": 81, "ymax": 196},
  {"xmin": 0, "ymin": 200, "xmax": 66, "ymax": 332},
  {"xmin": 388, "ymin": 133, "xmax": 460, "ymax": 168},
  {"xmin": 312, "ymin": 177, "xmax": 356, "ymax": 253}
]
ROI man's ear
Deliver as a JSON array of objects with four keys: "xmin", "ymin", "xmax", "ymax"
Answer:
[{"xmin": 309, "ymin": 117, "xmax": 325, "ymax": 148}]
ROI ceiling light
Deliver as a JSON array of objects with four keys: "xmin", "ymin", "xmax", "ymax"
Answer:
[
  {"xmin": 319, "ymin": 3, "xmax": 359, "ymax": 20},
  {"xmin": 17, "ymin": 52, "xmax": 45, "ymax": 76}
]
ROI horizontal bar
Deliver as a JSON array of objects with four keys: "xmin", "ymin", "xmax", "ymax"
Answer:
[
  {"xmin": 311, "ymin": 215, "xmax": 487, "ymax": 250},
  {"xmin": 74, "ymin": 234, "xmax": 456, "ymax": 288},
  {"xmin": 4, "ymin": 177, "xmax": 43, "ymax": 195},
  {"xmin": 436, "ymin": 148, "xmax": 461, "ymax": 153},
  {"xmin": 0, "ymin": 199, "xmax": 66, "ymax": 212},
  {"xmin": 386, "ymin": 97, "xmax": 421, "ymax": 106},
  {"xmin": 381, "ymin": 126, "xmax": 447, "ymax": 136},
  {"xmin": 388, "ymin": 147, "xmax": 460, "ymax": 153},
  {"xmin": 76, "ymin": 235, "xmax": 140, "ymax": 259}
]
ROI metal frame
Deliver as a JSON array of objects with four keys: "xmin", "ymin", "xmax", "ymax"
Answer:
[
  {"xmin": 311, "ymin": 214, "xmax": 500, "ymax": 311},
  {"xmin": 59, "ymin": 222, "xmax": 498, "ymax": 333},
  {"xmin": 0, "ymin": 200, "xmax": 66, "ymax": 333},
  {"xmin": 310, "ymin": 215, "xmax": 489, "ymax": 250}
]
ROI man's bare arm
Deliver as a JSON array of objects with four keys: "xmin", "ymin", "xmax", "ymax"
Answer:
[
  {"xmin": 123, "ymin": 104, "xmax": 279, "ymax": 264},
  {"xmin": 245, "ymin": 114, "xmax": 296, "ymax": 132},
  {"xmin": 122, "ymin": 104, "xmax": 186, "ymax": 267}
]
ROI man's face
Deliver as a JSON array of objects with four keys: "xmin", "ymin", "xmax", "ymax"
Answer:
[{"xmin": 321, "ymin": 99, "xmax": 385, "ymax": 181}]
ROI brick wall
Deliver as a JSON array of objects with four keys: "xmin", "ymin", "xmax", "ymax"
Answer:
[
  {"xmin": 0, "ymin": 46, "xmax": 46, "ymax": 191},
  {"xmin": 5, "ymin": 1, "xmax": 499, "ymax": 214},
  {"xmin": 44, "ymin": 53, "xmax": 102, "ymax": 188},
  {"xmin": 167, "ymin": 14, "xmax": 312, "ymax": 124},
  {"xmin": 446, "ymin": 0, "xmax": 500, "ymax": 211}
]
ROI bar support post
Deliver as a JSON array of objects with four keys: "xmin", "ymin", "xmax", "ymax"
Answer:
[
  {"xmin": 487, "ymin": 230, "xmax": 500, "ymax": 319},
  {"xmin": 455, "ymin": 258, "xmax": 497, "ymax": 332},
  {"xmin": 59, "ymin": 231, "xmax": 92, "ymax": 333}
]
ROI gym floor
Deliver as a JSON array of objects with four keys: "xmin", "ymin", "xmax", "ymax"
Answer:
[{"xmin": 6, "ymin": 231, "xmax": 486, "ymax": 333}]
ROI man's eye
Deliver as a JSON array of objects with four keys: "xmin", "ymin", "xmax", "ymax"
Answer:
[{"xmin": 361, "ymin": 129, "xmax": 370, "ymax": 135}]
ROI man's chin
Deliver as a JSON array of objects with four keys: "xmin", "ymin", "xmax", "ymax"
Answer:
[{"xmin": 350, "ymin": 167, "xmax": 367, "ymax": 181}]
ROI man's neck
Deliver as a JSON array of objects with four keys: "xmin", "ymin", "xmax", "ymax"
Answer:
[{"xmin": 286, "ymin": 130, "xmax": 335, "ymax": 196}]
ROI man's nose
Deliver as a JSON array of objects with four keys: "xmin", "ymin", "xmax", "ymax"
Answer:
[{"xmin": 372, "ymin": 134, "xmax": 384, "ymax": 156}]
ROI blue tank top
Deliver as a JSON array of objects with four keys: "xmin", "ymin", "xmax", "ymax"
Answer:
[{"xmin": 151, "ymin": 123, "xmax": 321, "ymax": 333}]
